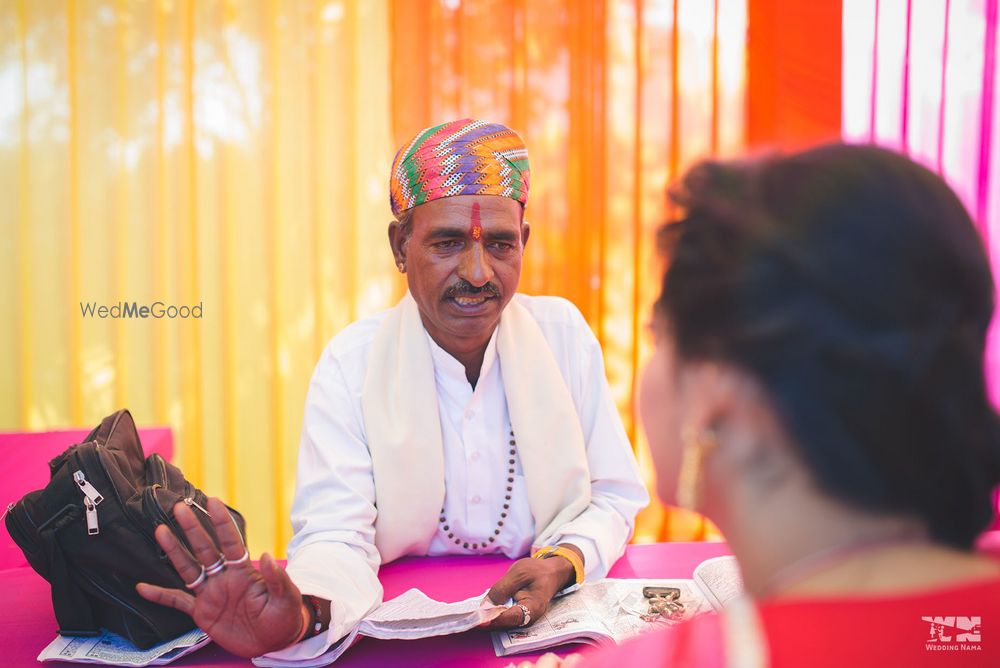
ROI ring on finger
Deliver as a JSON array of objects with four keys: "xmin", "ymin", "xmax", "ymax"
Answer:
[
  {"xmin": 224, "ymin": 550, "xmax": 250, "ymax": 566},
  {"xmin": 517, "ymin": 603, "xmax": 531, "ymax": 627},
  {"xmin": 205, "ymin": 555, "xmax": 226, "ymax": 577},
  {"xmin": 184, "ymin": 565, "xmax": 207, "ymax": 590}
]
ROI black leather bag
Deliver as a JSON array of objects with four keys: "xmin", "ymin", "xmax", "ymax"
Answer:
[{"xmin": 5, "ymin": 409, "xmax": 247, "ymax": 649}]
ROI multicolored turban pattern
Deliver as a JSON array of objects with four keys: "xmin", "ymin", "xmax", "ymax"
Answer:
[{"xmin": 389, "ymin": 118, "xmax": 530, "ymax": 218}]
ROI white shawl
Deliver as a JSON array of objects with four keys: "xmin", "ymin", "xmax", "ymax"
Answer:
[{"xmin": 361, "ymin": 293, "xmax": 592, "ymax": 563}]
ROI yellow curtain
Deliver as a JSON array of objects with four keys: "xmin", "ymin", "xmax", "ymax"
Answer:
[{"xmin": 0, "ymin": 0, "xmax": 745, "ymax": 557}]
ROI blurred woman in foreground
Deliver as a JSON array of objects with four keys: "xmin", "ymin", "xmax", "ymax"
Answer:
[{"xmin": 531, "ymin": 144, "xmax": 1000, "ymax": 667}]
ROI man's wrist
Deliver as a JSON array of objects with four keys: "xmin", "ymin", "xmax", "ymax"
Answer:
[
  {"xmin": 292, "ymin": 599, "xmax": 311, "ymax": 645},
  {"xmin": 550, "ymin": 555, "xmax": 576, "ymax": 590},
  {"xmin": 533, "ymin": 544, "xmax": 585, "ymax": 590}
]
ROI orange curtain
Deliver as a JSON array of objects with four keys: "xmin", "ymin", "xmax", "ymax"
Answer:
[
  {"xmin": 390, "ymin": 0, "xmax": 748, "ymax": 542},
  {"xmin": 746, "ymin": 0, "xmax": 842, "ymax": 150}
]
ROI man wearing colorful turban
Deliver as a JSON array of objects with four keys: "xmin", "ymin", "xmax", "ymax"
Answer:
[{"xmin": 138, "ymin": 119, "xmax": 648, "ymax": 661}]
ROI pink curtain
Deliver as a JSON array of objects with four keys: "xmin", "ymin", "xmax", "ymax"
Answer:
[{"xmin": 843, "ymin": 0, "xmax": 1000, "ymax": 403}]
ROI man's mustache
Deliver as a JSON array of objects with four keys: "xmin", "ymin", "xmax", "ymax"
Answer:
[{"xmin": 443, "ymin": 280, "xmax": 501, "ymax": 300}]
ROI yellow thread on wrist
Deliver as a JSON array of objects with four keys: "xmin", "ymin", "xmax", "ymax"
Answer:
[{"xmin": 532, "ymin": 545, "xmax": 584, "ymax": 586}]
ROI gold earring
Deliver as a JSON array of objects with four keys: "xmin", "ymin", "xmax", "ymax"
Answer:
[{"xmin": 677, "ymin": 426, "xmax": 718, "ymax": 511}]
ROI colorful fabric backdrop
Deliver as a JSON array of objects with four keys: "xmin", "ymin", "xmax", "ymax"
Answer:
[
  {"xmin": 1, "ymin": 0, "xmax": 869, "ymax": 558},
  {"xmin": 842, "ymin": 0, "xmax": 1000, "ymax": 403}
]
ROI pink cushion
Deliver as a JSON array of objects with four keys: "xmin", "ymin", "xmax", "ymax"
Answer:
[{"xmin": 0, "ymin": 427, "xmax": 173, "ymax": 571}]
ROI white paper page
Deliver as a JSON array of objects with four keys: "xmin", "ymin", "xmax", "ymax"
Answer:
[
  {"xmin": 492, "ymin": 582, "xmax": 613, "ymax": 655},
  {"xmin": 358, "ymin": 588, "xmax": 506, "ymax": 640},
  {"xmin": 251, "ymin": 628, "xmax": 360, "ymax": 668},
  {"xmin": 692, "ymin": 556, "xmax": 744, "ymax": 611},
  {"xmin": 37, "ymin": 628, "xmax": 210, "ymax": 667}
]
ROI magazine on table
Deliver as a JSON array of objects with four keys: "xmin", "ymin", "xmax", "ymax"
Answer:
[{"xmin": 491, "ymin": 555, "xmax": 743, "ymax": 656}]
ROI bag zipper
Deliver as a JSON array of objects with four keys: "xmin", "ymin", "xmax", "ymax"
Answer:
[
  {"xmin": 73, "ymin": 471, "xmax": 104, "ymax": 505},
  {"xmin": 1, "ymin": 502, "xmax": 13, "ymax": 524},
  {"xmin": 182, "ymin": 497, "xmax": 211, "ymax": 517},
  {"xmin": 72, "ymin": 470, "xmax": 104, "ymax": 538},
  {"xmin": 84, "ymin": 498, "xmax": 99, "ymax": 535}
]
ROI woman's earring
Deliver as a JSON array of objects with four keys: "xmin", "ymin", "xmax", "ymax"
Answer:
[{"xmin": 676, "ymin": 426, "xmax": 718, "ymax": 511}]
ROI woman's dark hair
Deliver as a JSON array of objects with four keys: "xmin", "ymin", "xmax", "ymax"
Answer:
[{"xmin": 656, "ymin": 143, "xmax": 1000, "ymax": 549}]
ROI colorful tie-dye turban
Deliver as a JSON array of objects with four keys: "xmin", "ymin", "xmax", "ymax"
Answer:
[{"xmin": 389, "ymin": 118, "xmax": 530, "ymax": 218}]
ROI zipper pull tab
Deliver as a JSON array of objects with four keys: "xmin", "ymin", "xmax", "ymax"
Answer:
[
  {"xmin": 73, "ymin": 471, "xmax": 104, "ymax": 505},
  {"xmin": 183, "ymin": 497, "xmax": 211, "ymax": 517},
  {"xmin": 84, "ymin": 498, "xmax": 99, "ymax": 535},
  {"xmin": 0, "ymin": 502, "xmax": 13, "ymax": 524}
]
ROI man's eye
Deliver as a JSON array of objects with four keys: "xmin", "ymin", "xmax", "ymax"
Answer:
[
  {"xmin": 435, "ymin": 240, "xmax": 462, "ymax": 249},
  {"xmin": 490, "ymin": 242, "xmax": 514, "ymax": 251}
]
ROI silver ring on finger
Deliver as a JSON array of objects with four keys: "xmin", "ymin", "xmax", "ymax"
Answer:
[
  {"xmin": 204, "ymin": 555, "xmax": 226, "ymax": 577},
  {"xmin": 224, "ymin": 549, "xmax": 250, "ymax": 566},
  {"xmin": 517, "ymin": 603, "xmax": 531, "ymax": 627},
  {"xmin": 184, "ymin": 565, "xmax": 207, "ymax": 590}
]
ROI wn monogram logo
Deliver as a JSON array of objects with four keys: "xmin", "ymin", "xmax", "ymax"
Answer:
[{"xmin": 922, "ymin": 616, "xmax": 982, "ymax": 652}]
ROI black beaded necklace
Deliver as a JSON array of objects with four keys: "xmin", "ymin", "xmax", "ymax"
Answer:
[{"xmin": 438, "ymin": 427, "xmax": 516, "ymax": 550}]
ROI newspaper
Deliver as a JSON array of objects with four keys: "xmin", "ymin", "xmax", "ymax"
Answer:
[
  {"xmin": 360, "ymin": 587, "xmax": 507, "ymax": 639},
  {"xmin": 491, "ymin": 578, "xmax": 715, "ymax": 656},
  {"xmin": 252, "ymin": 588, "xmax": 508, "ymax": 667},
  {"xmin": 492, "ymin": 556, "xmax": 744, "ymax": 656},
  {"xmin": 37, "ymin": 628, "xmax": 211, "ymax": 666}
]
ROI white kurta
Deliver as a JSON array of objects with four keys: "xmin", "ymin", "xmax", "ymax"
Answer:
[{"xmin": 266, "ymin": 295, "xmax": 648, "ymax": 662}]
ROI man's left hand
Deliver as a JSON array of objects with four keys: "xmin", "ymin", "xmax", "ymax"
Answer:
[{"xmin": 486, "ymin": 545, "xmax": 582, "ymax": 629}]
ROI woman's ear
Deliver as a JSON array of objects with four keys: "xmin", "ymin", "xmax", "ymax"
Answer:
[
  {"xmin": 680, "ymin": 362, "xmax": 737, "ymax": 436},
  {"xmin": 694, "ymin": 365, "xmax": 801, "ymax": 504}
]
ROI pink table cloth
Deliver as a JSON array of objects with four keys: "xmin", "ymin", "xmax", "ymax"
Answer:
[
  {"xmin": 0, "ymin": 542, "xmax": 729, "ymax": 667},
  {"xmin": 0, "ymin": 427, "xmax": 174, "ymax": 571}
]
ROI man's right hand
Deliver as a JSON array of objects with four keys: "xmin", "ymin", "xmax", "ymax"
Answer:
[{"xmin": 136, "ymin": 498, "xmax": 308, "ymax": 658}]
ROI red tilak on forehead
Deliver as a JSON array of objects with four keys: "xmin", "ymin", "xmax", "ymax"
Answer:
[{"xmin": 470, "ymin": 202, "xmax": 482, "ymax": 241}]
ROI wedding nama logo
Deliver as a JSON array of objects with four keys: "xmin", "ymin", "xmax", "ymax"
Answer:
[{"xmin": 922, "ymin": 616, "xmax": 982, "ymax": 652}]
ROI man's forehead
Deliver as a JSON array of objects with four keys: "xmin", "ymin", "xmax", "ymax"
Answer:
[{"xmin": 410, "ymin": 196, "xmax": 522, "ymax": 230}]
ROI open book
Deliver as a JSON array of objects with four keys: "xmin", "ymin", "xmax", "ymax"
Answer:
[{"xmin": 491, "ymin": 555, "xmax": 743, "ymax": 656}]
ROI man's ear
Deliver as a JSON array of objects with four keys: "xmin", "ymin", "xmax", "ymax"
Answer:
[
  {"xmin": 521, "ymin": 220, "xmax": 530, "ymax": 250},
  {"xmin": 388, "ymin": 220, "xmax": 406, "ymax": 266}
]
